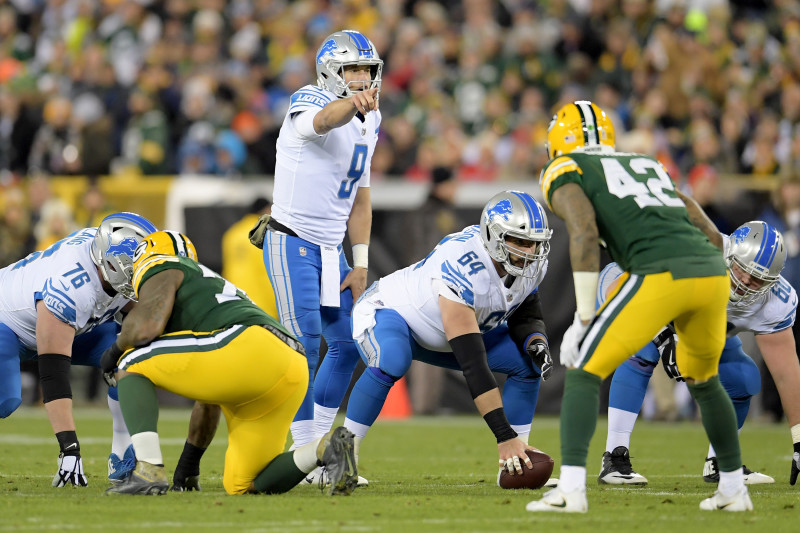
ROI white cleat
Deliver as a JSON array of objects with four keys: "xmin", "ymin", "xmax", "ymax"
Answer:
[
  {"xmin": 699, "ymin": 487, "xmax": 753, "ymax": 512},
  {"xmin": 526, "ymin": 486, "xmax": 588, "ymax": 513},
  {"xmin": 703, "ymin": 456, "xmax": 774, "ymax": 485},
  {"xmin": 303, "ymin": 466, "xmax": 369, "ymax": 487},
  {"xmin": 598, "ymin": 447, "xmax": 648, "ymax": 485},
  {"xmin": 543, "ymin": 477, "xmax": 559, "ymax": 488},
  {"xmin": 743, "ymin": 467, "xmax": 774, "ymax": 485}
]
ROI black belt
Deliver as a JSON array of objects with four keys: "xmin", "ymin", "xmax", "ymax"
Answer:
[
  {"xmin": 267, "ymin": 218, "xmax": 298, "ymax": 238},
  {"xmin": 260, "ymin": 324, "xmax": 305, "ymax": 356}
]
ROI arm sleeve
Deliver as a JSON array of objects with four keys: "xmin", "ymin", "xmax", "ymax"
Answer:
[
  {"xmin": 507, "ymin": 291, "xmax": 547, "ymax": 352},
  {"xmin": 291, "ymin": 108, "xmax": 323, "ymax": 140}
]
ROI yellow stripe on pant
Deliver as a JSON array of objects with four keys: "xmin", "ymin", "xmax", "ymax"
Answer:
[
  {"xmin": 121, "ymin": 325, "xmax": 308, "ymax": 495},
  {"xmin": 581, "ymin": 271, "xmax": 729, "ymax": 382}
]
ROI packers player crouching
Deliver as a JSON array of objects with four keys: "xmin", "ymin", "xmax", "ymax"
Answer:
[{"xmin": 100, "ymin": 231, "xmax": 358, "ymax": 496}]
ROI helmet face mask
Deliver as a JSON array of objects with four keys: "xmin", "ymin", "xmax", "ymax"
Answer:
[
  {"xmin": 546, "ymin": 100, "xmax": 615, "ymax": 159},
  {"xmin": 480, "ymin": 191, "xmax": 552, "ymax": 278},
  {"xmin": 316, "ymin": 30, "xmax": 383, "ymax": 98},
  {"xmin": 726, "ymin": 221, "xmax": 786, "ymax": 307},
  {"xmin": 90, "ymin": 213, "xmax": 157, "ymax": 300}
]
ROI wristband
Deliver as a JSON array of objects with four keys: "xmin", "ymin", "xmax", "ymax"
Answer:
[
  {"xmin": 573, "ymin": 271, "xmax": 599, "ymax": 321},
  {"xmin": 483, "ymin": 407, "xmax": 518, "ymax": 444},
  {"xmin": 352, "ymin": 244, "xmax": 369, "ymax": 269}
]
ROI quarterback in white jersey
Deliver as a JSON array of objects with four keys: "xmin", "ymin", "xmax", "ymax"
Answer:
[
  {"xmin": 599, "ymin": 219, "xmax": 800, "ymax": 487},
  {"xmin": 342, "ymin": 191, "xmax": 555, "ymax": 479},
  {"xmin": 260, "ymin": 30, "xmax": 381, "ymax": 460},
  {"xmin": 0, "ymin": 212, "xmax": 156, "ymax": 487}
]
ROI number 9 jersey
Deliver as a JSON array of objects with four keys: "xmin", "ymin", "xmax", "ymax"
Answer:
[
  {"xmin": 351, "ymin": 225, "xmax": 547, "ymax": 352},
  {"xmin": 540, "ymin": 151, "xmax": 725, "ymax": 278},
  {"xmin": 0, "ymin": 228, "xmax": 130, "ymax": 350}
]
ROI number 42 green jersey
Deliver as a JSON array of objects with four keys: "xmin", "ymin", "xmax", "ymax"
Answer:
[
  {"xmin": 540, "ymin": 150, "xmax": 726, "ymax": 278},
  {"xmin": 133, "ymin": 255, "xmax": 293, "ymax": 337}
]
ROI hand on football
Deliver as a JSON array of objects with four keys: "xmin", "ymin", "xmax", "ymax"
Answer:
[
  {"xmin": 52, "ymin": 453, "xmax": 88, "ymax": 487},
  {"xmin": 526, "ymin": 339, "xmax": 553, "ymax": 381},
  {"xmin": 559, "ymin": 312, "xmax": 590, "ymax": 368},
  {"xmin": 498, "ymin": 438, "xmax": 533, "ymax": 476}
]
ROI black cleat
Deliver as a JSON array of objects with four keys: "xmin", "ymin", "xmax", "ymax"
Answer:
[{"xmin": 598, "ymin": 446, "xmax": 648, "ymax": 485}]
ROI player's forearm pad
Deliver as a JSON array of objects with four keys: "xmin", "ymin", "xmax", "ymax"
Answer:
[
  {"xmin": 38, "ymin": 353, "xmax": 73, "ymax": 403},
  {"xmin": 449, "ymin": 332, "xmax": 496, "ymax": 399}
]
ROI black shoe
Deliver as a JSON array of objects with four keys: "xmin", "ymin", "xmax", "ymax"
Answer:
[
  {"xmin": 703, "ymin": 456, "xmax": 719, "ymax": 483},
  {"xmin": 703, "ymin": 456, "xmax": 774, "ymax": 484},
  {"xmin": 598, "ymin": 446, "xmax": 648, "ymax": 485}
]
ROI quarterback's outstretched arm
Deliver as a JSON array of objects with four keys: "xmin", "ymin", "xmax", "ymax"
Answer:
[{"xmin": 312, "ymin": 87, "xmax": 379, "ymax": 135}]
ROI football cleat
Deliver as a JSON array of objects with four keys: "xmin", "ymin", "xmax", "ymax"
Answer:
[
  {"xmin": 105, "ymin": 461, "xmax": 168, "ymax": 495},
  {"xmin": 108, "ymin": 444, "xmax": 137, "ymax": 484},
  {"xmin": 543, "ymin": 477, "xmax": 559, "ymax": 488},
  {"xmin": 525, "ymin": 486, "xmax": 588, "ymax": 513},
  {"xmin": 598, "ymin": 446, "xmax": 648, "ymax": 485},
  {"xmin": 315, "ymin": 427, "xmax": 358, "ymax": 496},
  {"xmin": 699, "ymin": 487, "xmax": 753, "ymax": 511},
  {"xmin": 702, "ymin": 456, "xmax": 774, "ymax": 484},
  {"xmin": 303, "ymin": 466, "xmax": 369, "ymax": 487}
]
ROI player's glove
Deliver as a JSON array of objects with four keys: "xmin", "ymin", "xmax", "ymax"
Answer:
[
  {"xmin": 527, "ymin": 339, "xmax": 552, "ymax": 381},
  {"xmin": 100, "ymin": 342, "xmax": 124, "ymax": 387},
  {"xmin": 52, "ymin": 452, "xmax": 88, "ymax": 487},
  {"xmin": 656, "ymin": 324, "xmax": 682, "ymax": 382},
  {"xmin": 170, "ymin": 474, "xmax": 202, "ymax": 492},
  {"xmin": 560, "ymin": 312, "xmax": 589, "ymax": 368},
  {"xmin": 248, "ymin": 214, "xmax": 270, "ymax": 249},
  {"xmin": 790, "ymin": 443, "xmax": 800, "ymax": 485}
]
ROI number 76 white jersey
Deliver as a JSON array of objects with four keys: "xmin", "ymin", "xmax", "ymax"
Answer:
[
  {"xmin": 0, "ymin": 228, "xmax": 130, "ymax": 350},
  {"xmin": 352, "ymin": 225, "xmax": 547, "ymax": 352}
]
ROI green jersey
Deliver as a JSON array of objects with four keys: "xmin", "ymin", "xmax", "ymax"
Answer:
[
  {"xmin": 134, "ymin": 255, "xmax": 293, "ymax": 337},
  {"xmin": 540, "ymin": 150, "xmax": 725, "ymax": 278}
]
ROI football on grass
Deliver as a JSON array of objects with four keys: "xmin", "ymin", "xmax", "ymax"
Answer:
[{"xmin": 497, "ymin": 449, "xmax": 554, "ymax": 489}]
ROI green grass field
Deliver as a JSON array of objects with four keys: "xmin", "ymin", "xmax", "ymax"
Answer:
[{"xmin": 0, "ymin": 407, "xmax": 797, "ymax": 532}]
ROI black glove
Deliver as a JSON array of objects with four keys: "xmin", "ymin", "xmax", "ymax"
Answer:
[
  {"xmin": 100, "ymin": 342, "xmax": 124, "ymax": 387},
  {"xmin": 527, "ymin": 339, "xmax": 552, "ymax": 381},
  {"xmin": 248, "ymin": 214, "xmax": 270, "ymax": 249},
  {"xmin": 791, "ymin": 442, "xmax": 800, "ymax": 485},
  {"xmin": 656, "ymin": 324, "xmax": 682, "ymax": 382}
]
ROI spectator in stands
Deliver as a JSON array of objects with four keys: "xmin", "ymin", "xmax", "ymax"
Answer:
[{"xmin": 0, "ymin": 187, "xmax": 34, "ymax": 268}]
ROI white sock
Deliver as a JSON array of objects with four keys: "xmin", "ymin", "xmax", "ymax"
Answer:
[
  {"xmin": 313, "ymin": 404, "xmax": 338, "ymax": 438},
  {"xmin": 343, "ymin": 417, "xmax": 370, "ymax": 439},
  {"xmin": 558, "ymin": 465, "xmax": 586, "ymax": 493},
  {"xmin": 108, "ymin": 395, "xmax": 132, "ymax": 457},
  {"xmin": 511, "ymin": 424, "xmax": 530, "ymax": 444},
  {"xmin": 718, "ymin": 468, "xmax": 744, "ymax": 497},
  {"xmin": 130, "ymin": 432, "xmax": 163, "ymax": 465},
  {"xmin": 606, "ymin": 407, "xmax": 637, "ymax": 452},
  {"xmin": 293, "ymin": 437, "xmax": 322, "ymax": 473},
  {"xmin": 291, "ymin": 420, "xmax": 315, "ymax": 447}
]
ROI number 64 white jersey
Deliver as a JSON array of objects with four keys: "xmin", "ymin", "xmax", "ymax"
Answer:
[
  {"xmin": 0, "ymin": 228, "xmax": 130, "ymax": 350},
  {"xmin": 352, "ymin": 225, "xmax": 547, "ymax": 352}
]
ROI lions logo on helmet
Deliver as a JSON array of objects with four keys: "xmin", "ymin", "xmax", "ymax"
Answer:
[
  {"xmin": 727, "ymin": 221, "xmax": 787, "ymax": 306},
  {"xmin": 131, "ymin": 231, "xmax": 198, "ymax": 298},
  {"xmin": 316, "ymin": 30, "xmax": 383, "ymax": 98},
  {"xmin": 546, "ymin": 100, "xmax": 615, "ymax": 159},
  {"xmin": 90, "ymin": 212, "xmax": 158, "ymax": 300},
  {"xmin": 480, "ymin": 191, "xmax": 552, "ymax": 278}
]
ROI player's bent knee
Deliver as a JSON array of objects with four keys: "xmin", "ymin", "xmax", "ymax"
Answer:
[
  {"xmin": 0, "ymin": 396, "xmax": 22, "ymax": 418},
  {"xmin": 367, "ymin": 366, "xmax": 401, "ymax": 385},
  {"xmin": 719, "ymin": 359, "xmax": 761, "ymax": 398}
]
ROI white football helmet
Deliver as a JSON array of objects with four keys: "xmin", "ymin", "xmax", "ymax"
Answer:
[
  {"xmin": 726, "ymin": 221, "xmax": 786, "ymax": 306},
  {"xmin": 480, "ymin": 191, "xmax": 552, "ymax": 278},
  {"xmin": 90, "ymin": 212, "xmax": 158, "ymax": 299},
  {"xmin": 316, "ymin": 30, "xmax": 382, "ymax": 98}
]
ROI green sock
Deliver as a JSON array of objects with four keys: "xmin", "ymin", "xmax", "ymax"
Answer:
[
  {"xmin": 118, "ymin": 374, "xmax": 159, "ymax": 435},
  {"xmin": 252, "ymin": 452, "xmax": 307, "ymax": 494},
  {"xmin": 561, "ymin": 369, "xmax": 602, "ymax": 467},
  {"xmin": 688, "ymin": 376, "xmax": 741, "ymax": 472}
]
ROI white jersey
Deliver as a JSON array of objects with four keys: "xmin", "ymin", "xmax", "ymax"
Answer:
[
  {"xmin": 598, "ymin": 254, "xmax": 798, "ymax": 338},
  {"xmin": 0, "ymin": 228, "xmax": 130, "ymax": 350},
  {"xmin": 352, "ymin": 225, "xmax": 548, "ymax": 352},
  {"xmin": 271, "ymin": 84, "xmax": 381, "ymax": 246},
  {"xmin": 721, "ymin": 237, "xmax": 798, "ymax": 336}
]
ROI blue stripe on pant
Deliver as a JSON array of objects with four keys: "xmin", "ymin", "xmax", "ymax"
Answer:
[
  {"xmin": 608, "ymin": 335, "xmax": 760, "ymax": 427},
  {"xmin": 263, "ymin": 231, "xmax": 361, "ymax": 423},
  {"xmin": 346, "ymin": 308, "xmax": 542, "ymax": 429},
  {"xmin": 0, "ymin": 320, "xmax": 121, "ymax": 418}
]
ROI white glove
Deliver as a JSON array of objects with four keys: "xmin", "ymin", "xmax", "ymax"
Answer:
[
  {"xmin": 559, "ymin": 312, "xmax": 590, "ymax": 368},
  {"xmin": 52, "ymin": 453, "xmax": 88, "ymax": 487}
]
